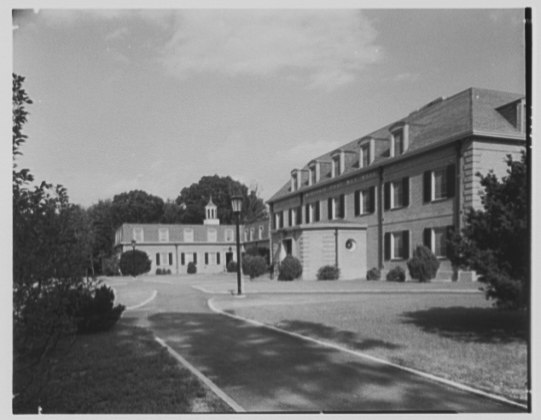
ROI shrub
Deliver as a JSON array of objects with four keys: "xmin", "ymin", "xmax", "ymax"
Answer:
[
  {"xmin": 187, "ymin": 262, "xmax": 197, "ymax": 274},
  {"xmin": 68, "ymin": 283, "xmax": 125, "ymax": 334},
  {"xmin": 366, "ymin": 267, "xmax": 381, "ymax": 281},
  {"xmin": 156, "ymin": 268, "xmax": 163, "ymax": 275},
  {"xmin": 386, "ymin": 266, "xmax": 406, "ymax": 282},
  {"xmin": 156, "ymin": 268, "xmax": 172, "ymax": 275},
  {"xmin": 278, "ymin": 256, "xmax": 303, "ymax": 281},
  {"xmin": 227, "ymin": 260, "xmax": 238, "ymax": 273},
  {"xmin": 102, "ymin": 256, "xmax": 120, "ymax": 276},
  {"xmin": 317, "ymin": 265, "xmax": 340, "ymax": 280},
  {"xmin": 242, "ymin": 255, "xmax": 268, "ymax": 279},
  {"xmin": 407, "ymin": 245, "xmax": 440, "ymax": 282},
  {"xmin": 119, "ymin": 250, "xmax": 151, "ymax": 277}
]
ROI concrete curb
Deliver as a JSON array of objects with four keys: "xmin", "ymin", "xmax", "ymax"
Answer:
[
  {"xmin": 126, "ymin": 290, "xmax": 158, "ymax": 311},
  {"xmin": 154, "ymin": 336, "xmax": 245, "ymax": 413},
  {"xmin": 208, "ymin": 297, "xmax": 528, "ymax": 411},
  {"xmin": 193, "ymin": 286, "xmax": 482, "ymax": 295}
]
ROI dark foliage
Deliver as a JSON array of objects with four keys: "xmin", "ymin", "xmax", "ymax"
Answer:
[
  {"xmin": 278, "ymin": 256, "xmax": 303, "ymax": 281},
  {"xmin": 386, "ymin": 266, "xmax": 406, "ymax": 282},
  {"xmin": 317, "ymin": 265, "xmax": 340, "ymax": 280},
  {"xmin": 187, "ymin": 262, "xmax": 197, "ymax": 274},
  {"xmin": 366, "ymin": 267, "xmax": 381, "ymax": 281},
  {"xmin": 226, "ymin": 260, "xmax": 238, "ymax": 273},
  {"xmin": 447, "ymin": 152, "xmax": 528, "ymax": 309},
  {"xmin": 119, "ymin": 250, "xmax": 151, "ymax": 276},
  {"xmin": 112, "ymin": 190, "xmax": 165, "ymax": 227},
  {"xmin": 175, "ymin": 175, "xmax": 267, "ymax": 224},
  {"xmin": 407, "ymin": 246, "xmax": 440, "ymax": 282},
  {"xmin": 156, "ymin": 268, "xmax": 172, "ymax": 275},
  {"xmin": 242, "ymin": 255, "xmax": 268, "ymax": 279},
  {"xmin": 67, "ymin": 283, "xmax": 125, "ymax": 334}
]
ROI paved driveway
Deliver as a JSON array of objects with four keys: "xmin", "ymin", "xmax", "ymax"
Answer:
[{"xmin": 109, "ymin": 276, "xmax": 525, "ymax": 413}]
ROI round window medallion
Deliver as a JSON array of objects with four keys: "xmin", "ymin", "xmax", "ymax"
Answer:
[{"xmin": 345, "ymin": 239, "xmax": 356, "ymax": 251}]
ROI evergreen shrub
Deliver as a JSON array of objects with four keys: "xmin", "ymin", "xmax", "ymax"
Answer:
[
  {"xmin": 407, "ymin": 246, "xmax": 440, "ymax": 282},
  {"xmin": 386, "ymin": 266, "xmax": 406, "ymax": 282},
  {"xmin": 366, "ymin": 267, "xmax": 381, "ymax": 281},
  {"xmin": 317, "ymin": 265, "xmax": 340, "ymax": 280},
  {"xmin": 278, "ymin": 256, "xmax": 302, "ymax": 281}
]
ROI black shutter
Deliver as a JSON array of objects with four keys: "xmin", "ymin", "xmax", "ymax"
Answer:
[
  {"xmin": 403, "ymin": 230, "xmax": 410, "ymax": 259},
  {"xmin": 205, "ymin": 252, "xmax": 209, "ymax": 265},
  {"xmin": 447, "ymin": 164, "xmax": 456, "ymax": 198},
  {"xmin": 402, "ymin": 177, "xmax": 409, "ymax": 207},
  {"xmin": 297, "ymin": 206, "xmax": 302, "ymax": 225},
  {"xmin": 369, "ymin": 186, "xmax": 376, "ymax": 213},
  {"xmin": 384, "ymin": 233, "xmax": 391, "ymax": 261},
  {"xmin": 328, "ymin": 198, "xmax": 333, "ymax": 220},
  {"xmin": 423, "ymin": 171, "xmax": 432, "ymax": 203},
  {"xmin": 446, "ymin": 225, "xmax": 455, "ymax": 258},
  {"xmin": 305, "ymin": 204, "xmax": 310, "ymax": 223},
  {"xmin": 217, "ymin": 252, "xmax": 221, "ymax": 265},
  {"xmin": 384, "ymin": 182, "xmax": 391, "ymax": 210},
  {"xmin": 181, "ymin": 253, "xmax": 185, "ymax": 265},
  {"xmin": 339, "ymin": 195, "xmax": 345, "ymax": 218},
  {"xmin": 288, "ymin": 209, "xmax": 292, "ymax": 226},
  {"xmin": 169, "ymin": 253, "xmax": 173, "ymax": 265},
  {"xmin": 423, "ymin": 228, "xmax": 432, "ymax": 249},
  {"xmin": 193, "ymin": 253, "xmax": 197, "ymax": 264},
  {"xmin": 315, "ymin": 202, "xmax": 320, "ymax": 221},
  {"xmin": 156, "ymin": 253, "xmax": 160, "ymax": 266},
  {"xmin": 354, "ymin": 191, "xmax": 360, "ymax": 216}
]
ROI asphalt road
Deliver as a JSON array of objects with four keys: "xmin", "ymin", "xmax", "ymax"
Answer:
[{"xmin": 112, "ymin": 277, "xmax": 525, "ymax": 413}]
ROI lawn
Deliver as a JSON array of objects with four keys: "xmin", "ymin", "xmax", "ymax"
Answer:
[
  {"xmin": 13, "ymin": 322, "xmax": 233, "ymax": 414},
  {"xmin": 215, "ymin": 292, "xmax": 528, "ymax": 403}
]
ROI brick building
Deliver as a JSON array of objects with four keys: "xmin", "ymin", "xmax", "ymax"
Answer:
[{"xmin": 267, "ymin": 88, "xmax": 526, "ymax": 281}]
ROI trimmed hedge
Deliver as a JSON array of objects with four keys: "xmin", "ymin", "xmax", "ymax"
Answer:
[
  {"xmin": 242, "ymin": 255, "xmax": 268, "ymax": 279},
  {"xmin": 278, "ymin": 256, "xmax": 302, "ymax": 281},
  {"xmin": 187, "ymin": 262, "xmax": 197, "ymax": 274},
  {"xmin": 227, "ymin": 260, "xmax": 238, "ymax": 273},
  {"xmin": 317, "ymin": 265, "xmax": 340, "ymax": 280},
  {"xmin": 386, "ymin": 266, "xmax": 406, "ymax": 282},
  {"xmin": 366, "ymin": 267, "xmax": 381, "ymax": 281},
  {"xmin": 407, "ymin": 245, "xmax": 440, "ymax": 283},
  {"xmin": 119, "ymin": 250, "xmax": 151, "ymax": 277}
]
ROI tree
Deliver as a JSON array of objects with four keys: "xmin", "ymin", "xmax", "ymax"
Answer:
[
  {"xmin": 119, "ymin": 250, "xmax": 151, "ymax": 276},
  {"xmin": 407, "ymin": 246, "xmax": 440, "ymax": 282},
  {"xmin": 86, "ymin": 199, "xmax": 116, "ymax": 275},
  {"xmin": 175, "ymin": 175, "xmax": 267, "ymax": 224},
  {"xmin": 111, "ymin": 190, "xmax": 165, "ymax": 227},
  {"xmin": 448, "ymin": 152, "xmax": 528, "ymax": 309},
  {"xmin": 160, "ymin": 199, "xmax": 184, "ymax": 223}
]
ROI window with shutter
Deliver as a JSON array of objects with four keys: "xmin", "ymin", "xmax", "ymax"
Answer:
[
  {"xmin": 384, "ymin": 233, "xmax": 391, "ymax": 261},
  {"xmin": 193, "ymin": 253, "xmax": 197, "ymax": 264},
  {"xmin": 169, "ymin": 253, "xmax": 173, "ymax": 265},
  {"xmin": 181, "ymin": 253, "xmax": 185, "ymax": 265},
  {"xmin": 328, "ymin": 198, "xmax": 333, "ymax": 220},
  {"xmin": 384, "ymin": 182, "xmax": 391, "ymax": 210},
  {"xmin": 315, "ymin": 202, "xmax": 320, "ymax": 222},
  {"xmin": 354, "ymin": 190, "xmax": 360, "ymax": 216},
  {"xmin": 156, "ymin": 253, "xmax": 160, "ymax": 266}
]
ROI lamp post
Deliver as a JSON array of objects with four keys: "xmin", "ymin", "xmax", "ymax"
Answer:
[{"xmin": 231, "ymin": 195, "xmax": 243, "ymax": 296}]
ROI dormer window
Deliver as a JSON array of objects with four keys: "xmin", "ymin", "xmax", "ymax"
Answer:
[
  {"xmin": 291, "ymin": 170, "xmax": 298, "ymax": 192},
  {"xmin": 309, "ymin": 165, "xmax": 317, "ymax": 185},
  {"xmin": 390, "ymin": 123, "xmax": 409, "ymax": 157},
  {"xmin": 331, "ymin": 150, "xmax": 344, "ymax": 178}
]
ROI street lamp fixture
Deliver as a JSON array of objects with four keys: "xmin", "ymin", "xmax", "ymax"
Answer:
[{"xmin": 231, "ymin": 195, "xmax": 244, "ymax": 296}]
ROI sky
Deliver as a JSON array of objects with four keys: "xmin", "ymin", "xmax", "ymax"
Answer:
[{"xmin": 12, "ymin": 6, "xmax": 527, "ymax": 208}]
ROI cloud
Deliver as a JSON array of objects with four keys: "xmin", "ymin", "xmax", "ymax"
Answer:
[
  {"xmin": 158, "ymin": 10, "xmax": 382, "ymax": 90},
  {"xmin": 392, "ymin": 72, "xmax": 420, "ymax": 83}
]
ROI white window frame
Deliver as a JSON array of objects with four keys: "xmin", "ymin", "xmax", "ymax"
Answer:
[
  {"xmin": 250, "ymin": 227, "xmax": 255, "ymax": 241},
  {"xmin": 360, "ymin": 143, "xmax": 370, "ymax": 168},
  {"xmin": 431, "ymin": 227, "xmax": 448, "ymax": 258},
  {"xmin": 359, "ymin": 189, "xmax": 373, "ymax": 215},
  {"xmin": 225, "ymin": 228, "xmax": 234, "ymax": 242},
  {"xmin": 159, "ymin": 228, "xmax": 169, "ymax": 242},
  {"xmin": 207, "ymin": 228, "xmax": 217, "ymax": 242},
  {"xmin": 390, "ymin": 180, "xmax": 404, "ymax": 209},
  {"xmin": 258, "ymin": 225, "xmax": 264, "ymax": 239},
  {"xmin": 133, "ymin": 227, "xmax": 144, "ymax": 243},
  {"xmin": 183, "ymin": 228, "xmax": 194, "ymax": 243},
  {"xmin": 391, "ymin": 232, "xmax": 405, "ymax": 260},
  {"xmin": 431, "ymin": 168, "xmax": 448, "ymax": 201}
]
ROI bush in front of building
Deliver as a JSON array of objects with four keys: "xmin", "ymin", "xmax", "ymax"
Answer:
[
  {"xmin": 242, "ymin": 255, "xmax": 268, "ymax": 279},
  {"xmin": 407, "ymin": 245, "xmax": 440, "ymax": 282},
  {"xmin": 227, "ymin": 260, "xmax": 238, "ymax": 273},
  {"xmin": 386, "ymin": 266, "xmax": 406, "ymax": 282},
  {"xmin": 119, "ymin": 250, "xmax": 151, "ymax": 277},
  {"xmin": 187, "ymin": 262, "xmax": 197, "ymax": 274},
  {"xmin": 366, "ymin": 267, "xmax": 381, "ymax": 281},
  {"xmin": 156, "ymin": 268, "xmax": 172, "ymax": 275},
  {"xmin": 317, "ymin": 265, "xmax": 340, "ymax": 280},
  {"xmin": 278, "ymin": 256, "xmax": 303, "ymax": 281}
]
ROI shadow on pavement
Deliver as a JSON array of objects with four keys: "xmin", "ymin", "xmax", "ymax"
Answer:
[
  {"xmin": 400, "ymin": 307, "xmax": 528, "ymax": 343},
  {"xmin": 273, "ymin": 319, "xmax": 402, "ymax": 352},
  {"xmin": 128, "ymin": 311, "xmax": 523, "ymax": 413}
]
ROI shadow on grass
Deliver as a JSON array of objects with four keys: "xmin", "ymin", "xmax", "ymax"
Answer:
[
  {"xmin": 401, "ymin": 307, "xmax": 528, "ymax": 343},
  {"xmin": 272, "ymin": 319, "xmax": 402, "ymax": 352}
]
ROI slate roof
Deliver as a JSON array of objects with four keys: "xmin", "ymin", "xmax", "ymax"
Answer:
[{"xmin": 268, "ymin": 87, "xmax": 525, "ymax": 203}]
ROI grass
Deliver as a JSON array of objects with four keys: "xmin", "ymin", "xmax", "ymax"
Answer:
[
  {"xmin": 13, "ymin": 322, "xmax": 233, "ymax": 414},
  {"xmin": 216, "ymin": 292, "xmax": 528, "ymax": 403}
]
